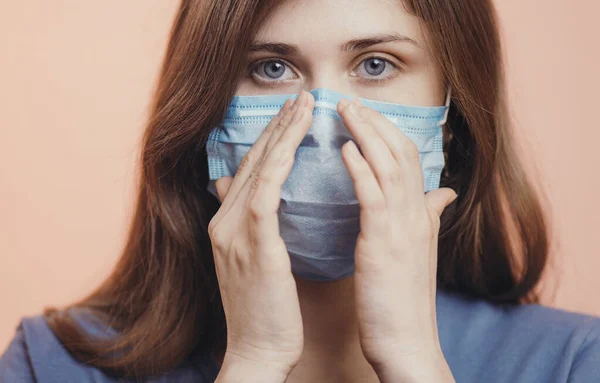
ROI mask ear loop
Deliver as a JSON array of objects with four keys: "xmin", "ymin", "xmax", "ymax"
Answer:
[{"xmin": 437, "ymin": 87, "xmax": 452, "ymax": 127}]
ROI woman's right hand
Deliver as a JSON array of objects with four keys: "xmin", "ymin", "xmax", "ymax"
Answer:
[{"xmin": 209, "ymin": 90, "xmax": 315, "ymax": 381}]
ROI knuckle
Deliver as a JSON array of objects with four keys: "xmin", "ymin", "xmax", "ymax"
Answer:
[
  {"xmin": 278, "ymin": 114, "xmax": 292, "ymax": 129},
  {"xmin": 212, "ymin": 238, "xmax": 227, "ymax": 253},
  {"xmin": 207, "ymin": 217, "xmax": 218, "ymax": 237},
  {"xmin": 248, "ymin": 202, "xmax": 264, "ymax": 222},
  {"xmin": 229, "ymin": 242, "xmax": 246, "ymax": 259},
  {"xmin": 402, "ymin": 140, "xmax": 419, "ymax": 161},
  {"xmin": 249, "ymin": 171, "xmax": 263, "ymax": 191},
  {"xmin": 383, "ymin": 167, "xmax": 402, "ymax": 185},
  {"xmin": 208, "ymin": 225, "xmax": 227, "ymax": 251},
  {"xmin": 238, "ymin": 151, "xmax": 254, "ymax": 171},
  {"xmin": 249, "ymin": 167, "xmax": 281, "ymax": 197},
  {"xmin": 247, "ymin": 199, "xmax": 271, "ymax": 222}
]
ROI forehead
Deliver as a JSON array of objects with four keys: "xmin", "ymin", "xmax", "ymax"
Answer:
[{"xmin": 255, "ymin": 0, "xmax": 424, "ymax": 46}]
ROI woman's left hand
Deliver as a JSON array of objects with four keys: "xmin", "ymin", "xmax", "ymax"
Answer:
[{"xmin": 337, "ymin": 98, "xmax": 457, "ymax": 383}]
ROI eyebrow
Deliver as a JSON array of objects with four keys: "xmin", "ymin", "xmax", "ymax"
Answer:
[{"xmin": 248, "ymin": 33, "xmax": 421, "ymax": 55}]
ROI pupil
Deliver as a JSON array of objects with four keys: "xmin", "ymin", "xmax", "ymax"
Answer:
[
  {"xmin": 365, "ymin": 58, "xmax": 385, "ymax": 76},
  {"xmin": 264, "ymin": 61, "xmax": 285, "ymax": 78}
]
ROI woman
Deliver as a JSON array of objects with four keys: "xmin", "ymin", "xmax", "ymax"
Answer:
[{"xmin": 1, "ymin": 0, "xmax": 599, "ymax": 382}]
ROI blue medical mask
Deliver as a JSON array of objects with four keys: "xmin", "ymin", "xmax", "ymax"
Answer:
[{"xmin": 206, "ymin": 88, "xmax": 450, "ymax": 281}]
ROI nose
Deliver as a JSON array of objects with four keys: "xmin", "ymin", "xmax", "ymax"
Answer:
[{"xmin": 302, "ymin": 70, "xmax": 358, "ymax": 99}]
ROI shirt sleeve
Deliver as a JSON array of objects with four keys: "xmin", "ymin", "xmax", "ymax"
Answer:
[
  {"xmin": 567, "ymin": 321, "xmax": 600, "ymax": 382},
  {"xmin": 0, "ymin": 323, "xmax": 36, "ymax": 383}
]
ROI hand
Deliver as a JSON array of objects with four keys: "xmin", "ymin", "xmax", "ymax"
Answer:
[
  {"xmin": 337, "ymin": 98, "xmax": 457, "ymax": 382},
  {"xmin": 209, "ymin": 91, "xmax": 315, "ymax": 382}
]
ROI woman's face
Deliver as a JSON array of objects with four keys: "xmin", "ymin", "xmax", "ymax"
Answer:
[{"xmin": 236, "ymin": 0, "xmax": 445, "ymax": 106}]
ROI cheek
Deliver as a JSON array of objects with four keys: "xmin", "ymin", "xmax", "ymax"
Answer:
[
  {"xmin": 398, "ymin": 64, "xmax": 445, "ymax": 107},
  {"xmin": 234, "ymin": 76, "xmax": 258, "ymax": 96},
  {"xmin": 355, "ymin": 74, "xmax": 444, "ymax": 106},
  {"xmin": 352, "ymin": 60, "xmax": 445, "ymax": 106},
  {"xmin": 235, "ymin": 76, "xmax": 303, "ymax": 96}
]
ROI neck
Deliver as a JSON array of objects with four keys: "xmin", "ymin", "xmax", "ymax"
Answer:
[
  {"xmin": 288, "ymin": 274, "xmax": 378, "ymax": 382},
  {"xmin": 295, "ymin": 274, "xmax": 358, "ymax": 347},
  {"xmin": 211, "ymin": 274, "xmax": 378, "ymax": 382}
]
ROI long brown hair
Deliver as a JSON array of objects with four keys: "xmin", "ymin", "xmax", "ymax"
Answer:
[{"xmin": 45, "ymin": 0, "xmax": 550, "ymax": 378}]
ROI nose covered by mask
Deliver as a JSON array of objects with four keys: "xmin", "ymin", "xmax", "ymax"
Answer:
[{"xmin": 205, "ymin": 88, "xmax": 450, "ymax": 281}]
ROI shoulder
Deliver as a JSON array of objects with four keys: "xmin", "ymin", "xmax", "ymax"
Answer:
[
  {"xmin": 437, "ymin": 289, "xmax": 600, "ymax": 382},
  {"xmin": 0, "ymin": 308, "xmax": 119, "ymax": 383},
  {"xmin": 0, "ymin": 309, "xmax": 219, "ymax": 383},
  {"xmin": 0, "ymin": 318, "xmax": 35, "ymax": 382}
]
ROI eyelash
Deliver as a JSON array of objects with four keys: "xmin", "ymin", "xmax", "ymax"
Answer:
[{"xmin": 247, "ymin": 56, "xmax": 401, "ymax": 86}]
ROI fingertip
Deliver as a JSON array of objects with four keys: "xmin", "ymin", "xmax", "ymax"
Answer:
[
  {"xmin": 303, "ymin": 90, "xmax": 315, "ymax": 108},
  {"xmin": 338, "ymin": 98, "xmax": 351, "ymax": 111},
  {"xmin": 278, "ymin": 99, "xmax": 294, "ymax": 116},
  {"xmin": 215, "ymin": 176, "xmax": 233, "ymax": 201},
  {"xmin": 425, "ymin": 188, "xmax": 457, "ymax": 216},
  {"xmin": 447, "ymin": 189, "xmax": 458, "ymax": 205}
]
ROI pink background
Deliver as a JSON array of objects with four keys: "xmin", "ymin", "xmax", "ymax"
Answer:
[{"xmin": 1, "ymin": 1, "xmax": 599, "ymax": 350}]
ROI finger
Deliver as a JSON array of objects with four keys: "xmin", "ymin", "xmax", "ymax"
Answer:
[
  {"xmin": 341, "ymin": 139, "xmax": 387, "ymax": 241},
  {"xmin": 253, "ymin": 90, "xmax": 308, "ymax": 175},
  {"xmin": 215, "ymin": 176, "xmax": 233, "ymax": 201},
  {"xmin": 232, "ymin": 90, "xmax": 307, "ymax": 218},
  {"xmin": 350, "ymin": 99, "xmax": 425, "ymax": 197},
  {"xmin": 245, "ymin": 90, "xmax": 315, "ymax": 249},
  {"xmin": 216, "ymin": 98, "xmax": 295, "ymax": 214},
  {"xmin": 338, "ymin": 98, "xmax": 403, "ymax": 205},
  {"xmin": 423, "ymin": 188, "xmax": 457, "ymax": 217}
]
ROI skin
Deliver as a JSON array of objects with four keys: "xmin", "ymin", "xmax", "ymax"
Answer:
[{"xmin": 210, "ymin": 0, "xmax": 457, "ymax": 381}]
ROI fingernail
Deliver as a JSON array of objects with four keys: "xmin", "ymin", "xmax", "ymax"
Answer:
[
  {"xmin": 347, "ymin": 102, "xmax": 362, "ymax": 120},
  {"xmin": 278, "ymin": 99, "xmax": 291, "ymax": 116},
  {"xmin": 291, "ymin": 101, "xmax": 305, "ymax": 123},
  {"xmin": 303, "ymin": 90, "xmax": 311, "ymax": 107},
  {"xmin": 339, "ymin": 98, "xmax": 351, "ymax": 109},
  {"xmin": 351, "ymin": 98, "xmax": 368, "ymax": 119},
  {"xmin": 297, "ymin": 91, "xmax": 306, "ymax": 106}
]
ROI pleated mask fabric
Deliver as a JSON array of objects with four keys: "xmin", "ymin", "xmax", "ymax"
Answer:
[{"xmin": 206, "ymin": 88, "xmax": 449, "ymax": 281}]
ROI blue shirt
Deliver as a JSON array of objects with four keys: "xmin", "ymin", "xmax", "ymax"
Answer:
[{"xmin": 2, "ymin": 288, "xmax": 599, "ymax": 382}]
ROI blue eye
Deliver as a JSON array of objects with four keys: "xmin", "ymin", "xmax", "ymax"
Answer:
[
  {"xmin": 263, "ymin": 61, "xmax": 285, "ymax": 78},
  {"xmin": 352, "ymin": 57, "xmax": 398, "ymax": 81},
  {"xmin": 251, "ymin": 60, "xmax": 296, "ymax": 82},
  {"xmin": 364, "ymin": 58, "xmax": 386, "ymax": 75},
  {"xmin": 249, "ymin": 56, "xmax": 399, "ymax": 85}
]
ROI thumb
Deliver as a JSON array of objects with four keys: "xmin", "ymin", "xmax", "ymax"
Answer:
[
  {"xmin": 215, "ymin": 176, "xmax": 233, "ymax": 202},
  {"xmin": 424, "ymin": 187, "xmax": 458, "ymax": 217}
]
